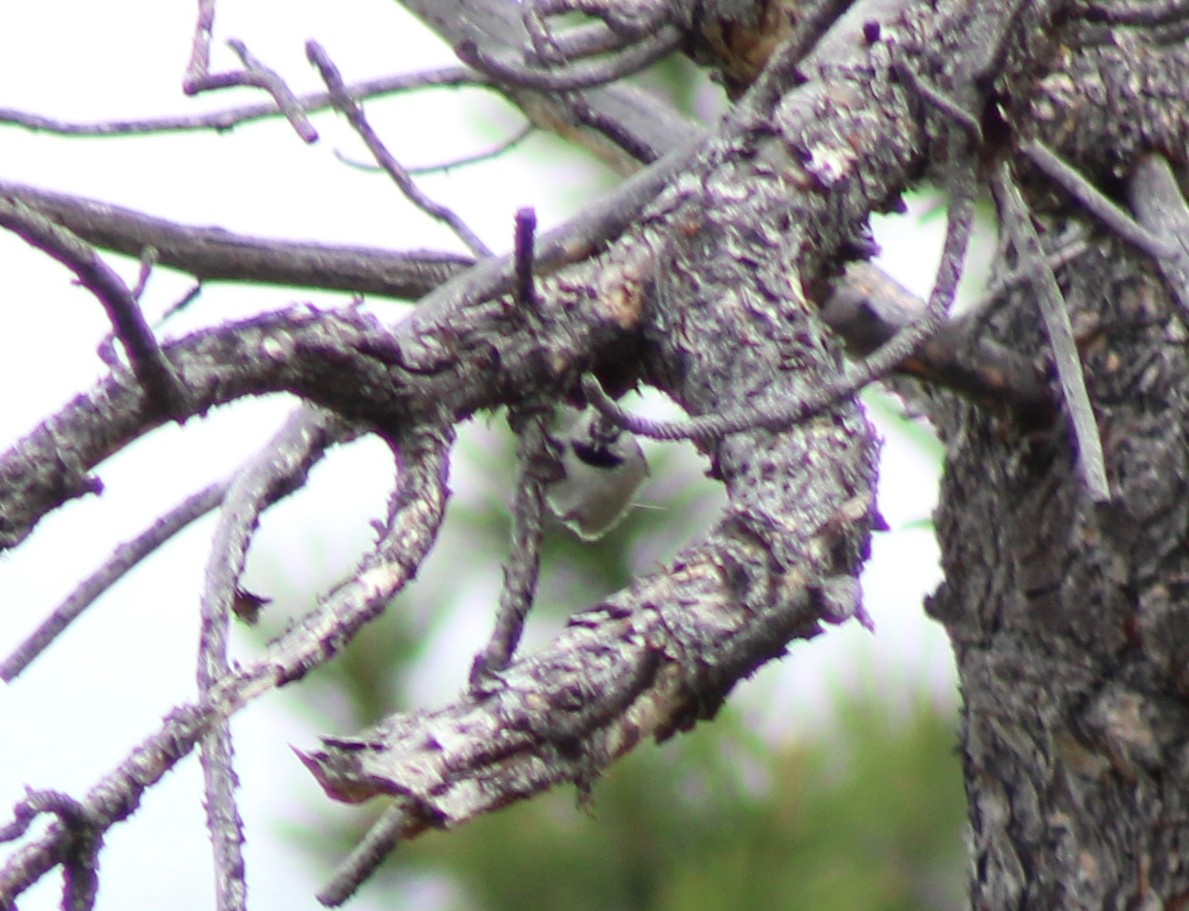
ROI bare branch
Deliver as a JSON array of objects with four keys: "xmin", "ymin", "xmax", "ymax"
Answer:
[
  {"xmin": 181, "ymin": 0, "xmax": 317, "ymax": 144},
  {"xmin": 400, "ymin": 0, "xmax": 702, "ymax": 171},
  {"xmin": 0, "ymin": 482, "xmax": 226, "ymax": 682},
  {"xmin": 342, "ymin": 123, "xmax": 537, "ymax": 176},
  {"xmin": 0, "ymin": 426, "xmax": 451, "ymax": 904},
  {"xmin": 466, "ymin": 212, "xmax": 552, "ymax": 685},
  {"xmin": 512, "ymin": 206, "xmax": 538, "ymax": 308},
  {"xmin": 196, "ymin": 407, "xmax": 348, "ymax": 911},
  {"xmin": 820, "ymin": 261, "xmax": 1057, "ymax": 424},
  {"xmin": 468, "ymin": 405, "xmax": 553, "ymax": 687},
  {"xmin": 0, "ymin": 239, "xmax": 637, "ymax": 550},
  {"xmin": 993, "ymin": 160, "xmax": 1111, "ymax": 501},
  {"xmin": 305, "ymin": 484, "xmax": 877, "ymax": 889},
  {"xmin": 1021, "ymin": 140, "xmax": 1178, "ymax": 261},
  {"xmin": 0, "ymin": 177, "xmax": 470, "ymax": 298},
  {"xmin": 183, "ymin": 0, "xmax": 218, "ymax": 89},
  {"xmin": 315, "ymin": 804, "xmax": 417, "ymax": 906},
  {"xmin": 407, "ymin": 129, "xmax": 704, "ymax": 322},
  {"xmin": 0, "ymin": 195, "xmax": 183, "ymax": 412},
  {"xmin": 224, "ymin": 38, "xmax": 318, "ymax": 142},
  {"xmin": 0, "ymin": 67, "xmax": 484, "ymax": 137},
  {"xmin": 455, "ymin": 27, "xmax": 681, "ymax": 92},
  {"xmin": 307, "ymin": 41, "xmax": 493, "ymax": 259}
]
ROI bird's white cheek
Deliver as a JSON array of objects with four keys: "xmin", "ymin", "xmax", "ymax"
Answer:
[{"xmin": 546, "ymin": 435, "xmax": 649, "ymax": 541}]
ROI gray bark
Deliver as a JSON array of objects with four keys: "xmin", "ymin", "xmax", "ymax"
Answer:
[
  {"xmin": 922, "ymin": 12, "xmax": 1189, "ymax": 908},
  {"xmin": 2, "ymin": 0, "xmax": 1188, "ymax": 906}
]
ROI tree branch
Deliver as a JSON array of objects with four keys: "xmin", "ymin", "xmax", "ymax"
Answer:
[
  {"xmin": 0, "ymin": 237, "xmax": 643, "ymax": 549},
  {"xmin": 0, "ymin": 67, "xmax": 485, "ymax": 136},
  {"xmin": 307, "ymin": 41, "xmax": 493, "ymax": 259},
  {"xmin": 0, "ymin": 195, "xmax": 183, "ymax": 412},
  {"xmin": 1, "ymin": 481, "xmax": 225, "ymax": 682},
  {"xmin": 0, "ymin": 178, "xmax": 471, "ymax": 298},
  {"xmin": 302, "ymin": 0, "xmax": 1078, "ymax": 898},
  {"xmin": 196, "ymin": 407, "xmax": 348, "ymax": 911},
  {"xmin": 0, "ymin": 425, "xmax": 452, "ymax": 904},
  {"xmin": 1128, "ymin": 153, "xmax": 1189, "ymax": 317}
]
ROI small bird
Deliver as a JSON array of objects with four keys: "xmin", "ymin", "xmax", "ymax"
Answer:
[{"xmin": 546, "ymin": 406, "xmax": 649, "ymax": 540}]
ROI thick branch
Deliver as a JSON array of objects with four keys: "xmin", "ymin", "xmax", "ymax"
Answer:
[
  {"xmin": 0, "ymin": 244, "xmax": 643, "ymax": 549},
  {"xmin": 300, "ymin": 2, "xmax": 1082, "ymax": 897},
  {"xmin": 0, "ymin": 178, "xmax": 470, "ymax": 298}
]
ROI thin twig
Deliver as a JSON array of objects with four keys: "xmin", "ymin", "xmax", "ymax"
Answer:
[
  {"xmin": 468, "ymin": 212, "xmax": 549, "ymax": 686},
  {"xmin": 183, "ymin": 0, "xmax": 218, "ymax": 89},
  {"xmin": 583, "ymin": 143, "xmax": 979, "ymax": 441},
  {"xmin": 331, "ymin": 123, "xmax": 534, "ymax": 176},
  {"xmin": 180, "ymin": 0, "xmax": 317, "ymax": 144},
  {"xmin": 0, "ymin": 427, "xmax": 451, "ymax": 905},
  {"xmin": 131, "ymin": 247, "xmax": 158, "ymax": 300},
  {"xmin": 978, "ymin": 228, "xmax": 1090, "ymax": 306},
  {"xmin": 469, "ymin": 408, "xmax": 552, "ymax": 688},
  {"xmin": 513, "ymin": 207, "xmax": 538, "ymax": 308},
  {"xmin": 182, "ymin": 2, "xmax": 317, "ymax": 144},
  {"xmin": 307, "ymin": 41, "xmax": 493, "ymax": 259},
  {"xmin": 409, "ymin": 124, "xmax": 535, "ymax": 174},
  {"xmin": 892, "ymin": 53, "xmax": 983, "ymax": 144},
  {"xmin": 159, "ymin": 282, "xmax": 205, "ymax": 323},
  {"xmin": 0, "ymin": 482, "xmax": 227, "ymax": 683},
  {"xmin": 224, "ymin": 38, "xmax": 318, "ymax": 142},
  {"xmin": 409, "ymin": 129, "xmax": 705, "ymax": 326},
  {"xmin": 455, "ymin": 27, "xmax": 681, "ymax": 92},
  {"xmin": 993, "ymin": 160, "xmax": 1111, "ymax": 501},
  {"xmin": 316, "ymin": 801, "xmax": 422, "ymax": 907},
  {"xmin": 0, "ymin": 68, "xmax": 484, "ymax": 137},
  {"xmin": 1021, "ymin": 140, "xmax": 1178, "ymax": 261},
  {"xmin": 0, "ymin": 196, "xmax": 182, "ymax": 412}
]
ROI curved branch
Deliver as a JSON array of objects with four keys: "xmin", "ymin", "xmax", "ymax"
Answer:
[
  {"xmin": 196, "ymin": 406, "xmax": 350, "ymax": 909},
  {"xmin": 0, "ymin": 244, "xmax": 639, "ymax": 549},
  {"xmin": 0, "ymin": 196, "xmax": 182, "ymax": 411},
  {"xmin": 301, "ymin": 3, "xmax": 1078, "ymax": 899},
  {"xmin": 0, "ymin": 423, "xmax": 451, "ymax": 904}
]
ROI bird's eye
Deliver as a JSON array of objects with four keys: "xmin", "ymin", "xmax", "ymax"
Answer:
[{"xmin": 571, "ymin": 440, "xmax": 625, "ymax": 468}]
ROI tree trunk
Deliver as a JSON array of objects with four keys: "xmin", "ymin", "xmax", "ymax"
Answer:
[{"xmin": 926, "ymin": 14, "xmax": 1189, "ymax": 907}]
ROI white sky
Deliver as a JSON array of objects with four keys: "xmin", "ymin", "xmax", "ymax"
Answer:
[{"xmin": 0, "ymin": 3, "xmax": 958, "ymax": 909}]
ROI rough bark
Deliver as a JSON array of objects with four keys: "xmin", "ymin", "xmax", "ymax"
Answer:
[
  {"xmin": 2, "ymin": 0, "xmax": 1189, "ymax": 907},
  {"xmin": 923, "ymin": 11, "xmax": 1189, "ymax": 908}
]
